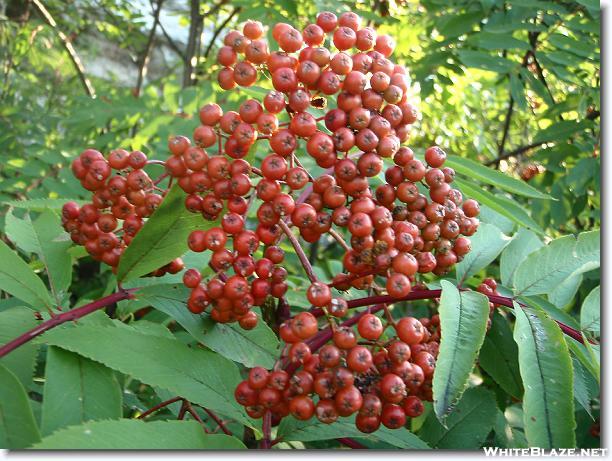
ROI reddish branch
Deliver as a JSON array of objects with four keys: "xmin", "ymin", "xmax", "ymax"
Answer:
[
  {"xmin": 200, "ymin": 406, "xmax": 233, "ymax": 436},
  {"xmin": 308, "ymin": 304, "xmax": 386, "ymax": 353},
  {"xmin": 260, "ymin": 410, "xmax": 272, "ymax": 449},
  {"xmin": 278, "ymin": 220, "xmax": 318, "ymax": 283},
  {"xmin": 338, "ymin": 438, "xmax": 367, "ymax": 449},
  {"xmin": 0, "ymin": 289, "xmax": 136, "ymax": 358},
  {"xmin": 140, "ymin": 397, "xmax": 212, "ymax": 433},
  {"xmin": 310, "ymin": 289, "xmax": 592, "ymax": 345},
  {"xmin": 184, "ymin": 402, "xmax": 211, "ymax": 433},
  {"xmin": 138, "ymin": 396, "xmax": 183, "ymax": 419}
]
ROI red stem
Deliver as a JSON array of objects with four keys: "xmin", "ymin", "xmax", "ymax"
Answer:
[
  {"xmin": 338, "ymin": 438, "xmax": 367, "ymax": 449},
  {"xmin": 311, "ymin": 289, "xmax": 592, "ymax": 345},
  {"xmin": 201, "ymin": 406, "xmax": 233, "ymax": 436},
  {"xmin": 327, "ymin": 269, "xmax": 378, "ymax": 288},
  {"xmin": 177, "ymin": 401, "xmax": 188, "ymax": 420},
  {"xmin": 138, "ymin": 396, "xmax": 183, "ymax": 419},
  {"xmin": 308, "ymin": 304, "xmax": 386, "ymax": 353},
  {"xmin": 260, "ymin": 410, "xmax": 272, "ymax": 449},
  {"xmin": 184, "ymin": 402, "xmax": 211, "ymax": 433},
  {"xmin": 0, "ymin": 289, "xmax": 136, "ymax": 358},
  {"xmin": 277, "ymin": 297, "xmax": 291, "ymax": 323},
  {"xmin": 278, "ymin": 220, "xmax": 317, "ymax": 283}
]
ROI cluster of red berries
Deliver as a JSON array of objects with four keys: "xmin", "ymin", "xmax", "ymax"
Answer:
[
  {"xmin": 235, "ymin": 310, "xmax": 441, "ymax": 432},
  {"xmin": 181, "ymin": 243, "xmax": 287, "ymax": 328},
  {"xmin": 61, "ymin": 149, "xmax": 183, "ymax": 274},
  {"xmin": 161, "ymin": 11, "xmax": 480, "ymax": 330},
  {"xmin": 158, "ymin": 130, "xmax": 290, "ymax": 328},
  {"xmin": 59, "ymin": 10, "xmax": 486, "ymax": 437}
]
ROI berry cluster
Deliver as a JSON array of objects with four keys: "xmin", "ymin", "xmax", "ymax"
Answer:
[
  {"xmin": 181, "ymin": 243, "xmax": 287, "ymax": 328},
  {"xmin": 60, "ymin": 9, "xmax": 484, "ymax": 437},
  {"xmin": 164, "ymin": 11, "xmax": 480, "ymax": 330},
  {"xmin": 62, "ymin": 149, "xmax": 183, "ymax": 274},
  {"xmin": 235, "ymin": 310, "xmax": 441, "ymax": 432}
]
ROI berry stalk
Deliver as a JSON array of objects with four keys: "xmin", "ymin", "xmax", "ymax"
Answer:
[{"xmin": 278, "ymin": 219, "xmax": 318, "ymax": 283}]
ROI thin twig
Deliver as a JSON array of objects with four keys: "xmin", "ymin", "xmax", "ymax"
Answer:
[
  {"xmin": 203, "ymin": 7, "xmax": 241, "ymax": 59},
  {"xmin": 135, "ymin": 0, "xmax": 165, "ymax": 97},
  {"xmin": 200, "ymin": 406, "xmax": 233, "ymax": 436},
  {"xmin": 486, "ymin": 141, "xmax": 548, "ymax": 167},
  {"xmin": 278, "ymin": 220, "xmax": 318, "ymax": 283},
  {"xmin": 138, "ymin": 396, "xmax": 183, "ymax": 419},
  {"xmin": 31, "ymin": 0, "xmax": 95, "ymax": 97},
  {"xmin": 184, "ymin": 401, "xmax": 211, "ymax": 433},
  {"xmin": 177, "ymin": 400, "xmax": 188, "ymax": 420},
  {"xmin": 328, "ymin": 229, "xmax": 351, "ymax": 252},
  {"xmin": 183, "ymin": 0, "xmax": 203, "ymax": 87},
  {"xmin": 158, "ymin": 18, "xmax": 186, "ymax": 60}
]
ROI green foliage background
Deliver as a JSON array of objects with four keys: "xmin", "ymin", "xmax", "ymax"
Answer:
[{"xmin": 0, "ymin": 0, "xmax": 600, "ymax": 451}]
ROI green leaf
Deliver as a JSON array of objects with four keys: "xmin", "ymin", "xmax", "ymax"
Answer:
[
  {"xmin": 0, "ymin": 364, "xmax": 41, "ymax": 448},
  {"xmin": 6, "ymin": 210, "xmax": 72, "ymax": 301},
  {"xmin": 575, "ymin": 0, "xmax": 600, "ymax": 14},
  {"xmin": 433, "ymin": 281, "xmax": 490, "ymax": 421},
  {"xmin": 519, "ymin": 68, "xmax": 554, "ymax": 106},
  {"xmin": 277, "ymin": 415, "xmax": 429, "ymax": 448},
  {"xmin": 457, "ymin": 50, "xmax": 516, "ymax": 73},
  {"xmin": 32, "ymin": 210, "xmax": 73, "ymax": 298},
  {"xmin": 201, "ymin": 320, "xmax": 280, "ymax": 369},
  {"xmin": 512, "ymin": 303, "xmax": 575, "ymax": 448},
  {"xmin": 510, "ymin": 74, "xmax": 527, "ymax": 110},
  {"xmin": 5, "ymin": 209, "xmax": 37, "ymax": 254},
  {"xmin": 571, "ymin": 229, "xmax": 600, "ymax": 276},
  {"xmin": 519, "ymin": 295, "xmax": 580, "ymax": 330},
  {"xmin": 116, "ymin": 184, "xmax": 209, "ymax": 282},
  {"xmin": 0, "ymin": 239, "xmax": 53, "ymax": 309},
  {"xmin": 500, "ymin": 228, "xmax": 543, "ymax": 287},
  {"xmin": 513, "ymin": 231, "xmax": 600, "ymax": 296},
  {"xmin": 419, "ymin": 387, "xmax": 497, "ymax": 448},
  {"xmin": 436, "ymin": 11, "xmax": 484, "ymax": 38},
  {"xmin": 572, "ymin": 355, "xmax": 597, "ymax": 419},
  {"xmin": 549, "ymin": 33, "xmax": 597, "ymax": 59},
  {"xmin": 455, "ymin": 222, "xmax": 511, "ymax": 284},
  {"xmin": 454, "ymin": 178, "xmax": 545, "ymax": 234},
  {"xmin": 0, "ymin": 306, "xmax": 39, "ymax": 386},
  {"xmin": 33, "ymin": 419, "xmax": 246, "ymax": 449},
  {"xmin": 3, "ymin": 198, "xmax": 87, "ymax": 211},
  {"xmin": 479, "ymin": 312, "xmax": 523, "ymax": 398},
  {"xmin": 38, "ymin": 324, "xmax": 249, "ymax": 425},
  {"xmin": 580, "ymin": 286, "xmax": 600, "ymax": 336},
  {"xmin": 139, "ymin": 284, "xmax": 280, "ymax": 368},
  {"xmin": 548, "ymin": 273, "xmax": 582, "ymax": 308},
  {"xmin": 479, "ymin": 204, "xmax": 515, "ymax": 234},
  {"xmin": 446, "ymin": 155, "xmax": 552, "ymax": 199},
  {"xmin": 494, "ymin": 408, "xmax": 528, "ymax": 448},
  {"xmin": 533, "ymin": 120, "xmax": 591, "ymax": 144},
  {"xmin": 41, "ymin": 347, "xmax": 122, "ymax": 436},
  {"xmin": 473, "ymin": 32, "xmax": 530, "ymax": 51},
  {"xmin": 583, "ymin": 340, "xmax": 600, "ymax": 383},
  {"xmin": 567, "ymin": 338, "xmax": 599, "ymax": 385}
]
